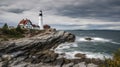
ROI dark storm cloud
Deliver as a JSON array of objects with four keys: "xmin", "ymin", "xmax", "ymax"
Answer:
[
  {"xmin": 55, "ymin": 0, "xmax": 120, "ymax": 21},
  {"xmin": 0, "ymin": 4, "xmax": 8, "ymax": 7},
  {"xmin": 50, "ymin": 24, "xmax": 83, "ymax": 27},
  {"xmin": 0, "ymin": 0, "xmax": 120, "ymax": 30},
  {"xmin": 86, "ymin": 24, "xmax": 120, "ymax": 29},
  {"xmin": 7, "ymin": 9, "xmax": 28, "ymax": 14}
]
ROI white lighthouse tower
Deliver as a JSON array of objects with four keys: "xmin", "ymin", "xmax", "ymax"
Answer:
[{"xmin": 38, "ymin": 10, "xmax": 43, "ymax": 30}]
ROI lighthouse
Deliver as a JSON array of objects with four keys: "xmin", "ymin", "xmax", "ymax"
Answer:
[{"xmin": 39, "ymin": 10, "xmax": 43, "ymax": 30}]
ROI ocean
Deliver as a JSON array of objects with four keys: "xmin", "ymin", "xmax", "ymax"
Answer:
[{"xmin": 55, "ymin": 30, "xmax": 120, "ymax": 59}]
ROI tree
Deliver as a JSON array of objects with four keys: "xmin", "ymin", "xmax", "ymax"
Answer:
[
  {"xmin": 16, "ymin": 25, "xmax": 23, "ymax": 33},
  {"xmin": 2, "ymin": 23, "xmax": 8, "ymax": 30},
  {"xmin": 2, "ymin": 23, "xmax": 9, "ymax": 34}
]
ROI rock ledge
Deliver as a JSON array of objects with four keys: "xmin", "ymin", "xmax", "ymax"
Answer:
[{"xmin": 0, "ymin": 30, "xmax": 76, "ymax": 67}]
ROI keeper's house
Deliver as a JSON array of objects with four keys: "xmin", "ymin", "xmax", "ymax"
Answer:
[{"xmin": 18, "ymin": 19, "xmax": 39, "ymax": 29}]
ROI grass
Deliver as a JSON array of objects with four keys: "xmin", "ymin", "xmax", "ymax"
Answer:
[{"xmin": 0, "ymin": 28, "xmax": 45, "ymax": 41}]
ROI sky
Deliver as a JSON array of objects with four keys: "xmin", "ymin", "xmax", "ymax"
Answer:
[{"xmin": 0, "ymin": 0, "xmax": 120, "ymax": 30}]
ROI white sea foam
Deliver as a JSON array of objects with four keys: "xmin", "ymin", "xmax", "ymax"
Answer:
[
  {"xmin": 55, "ymin": 50, "xmax": 112, "ymax": 59},
  {"xmin": 76, "ymin": 36, "xmax": 120, "ymax": 45},
  {"xmin": 55, "ymin": 42, "xmax": 78, "ymax": 50},
  {"xmin": 54, "ymin": 42, "xmax": 113, "ymax": 60},
  {"xmin": 111, "ymin": 41, "xmax": 120, "ymax": 45},
  {"xmin": 54, "ymin": 36, "xmax": 119, "ymax": 60},
  {"xmin": 76, "ymin": 37, "xmax": 111, "ymax": 42}
]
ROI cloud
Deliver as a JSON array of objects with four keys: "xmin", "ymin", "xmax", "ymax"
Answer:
[
  {"xmin": 0, "ymin": 0, "xmax": 120, "ymax": 30},
  {"xmin": 6, "ymin": 9, "xmax": 28, "ymax": 13},
  {"xmin": 55, "ymin": 0, "xmax": 120, "ymax": 21}
]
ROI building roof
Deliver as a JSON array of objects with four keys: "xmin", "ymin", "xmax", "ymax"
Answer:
[
  {"xmin": 43, "ymin": 24, "xmax": 51, "ymax": 29},
  {"xmin": 18, "ymin": 18, "xmax": 39, "ymax": 28},
  {"xmin": 32, "ymin": 24, "xmax": 39, "ymax": 27},
  {"xmin": 18, "ymin": 19, "xmax": 32, "ymax": 25}
]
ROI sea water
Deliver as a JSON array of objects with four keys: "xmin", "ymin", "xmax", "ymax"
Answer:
[{"xmin": 55, "ymin": 30, "xmax": 120, "ymax": 59}]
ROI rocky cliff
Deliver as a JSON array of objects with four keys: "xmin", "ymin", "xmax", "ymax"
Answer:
[{"xmin": 0, "ymin": 30, "xmax": 76, "ymax": 67}]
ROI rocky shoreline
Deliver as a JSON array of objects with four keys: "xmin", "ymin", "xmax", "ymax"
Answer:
[{"xmin": 0, "ymin": 30, "xmax": 102, "ymax": 67}]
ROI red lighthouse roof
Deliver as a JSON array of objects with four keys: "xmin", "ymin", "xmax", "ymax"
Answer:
[{"xmin": 18, "ymin": 19, "xmax": 32, "ymax": 25}]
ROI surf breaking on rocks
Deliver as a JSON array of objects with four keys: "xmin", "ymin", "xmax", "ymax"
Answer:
[{"xmin": 54, "ymin": 36, "xmax": 120, "ymax": 59}]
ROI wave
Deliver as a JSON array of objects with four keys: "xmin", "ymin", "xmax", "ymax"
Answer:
[
  {"xmin": 76, "ymin": 37, "xmax": 111, "ymax": 42},
  {"xmin": 54, "ymin": 36, "xmax": 119, "ymax": 60},
  {"xmin": 55, "ymin": 42, "xmax": 78, "ymax": 50},
  {"xmin": 111, "ymin": 41, "xmax": 120, "ymax": 45},
  {"xmin": 76, "ymin": 37, "xmax": 120, "ymax": 45},
  {"xmin": 54, "ymin": 42, "xmax": 112, "ymax": 59},
  {"xmin": 55, "ymin": 50, "xmax": 112, "ymax": 59}
]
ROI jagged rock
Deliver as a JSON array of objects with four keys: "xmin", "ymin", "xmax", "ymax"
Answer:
[
  {"xmin": 53, "ymin": 58, "xmax": 65, "ymax": 66},
  {"xmin": 43, "ymin": 52, "xmax": 58, "ymax": 63},
  {"xmin": 1, "ymin": 61, "xmax": 9, "ymax": 67},
  {"xmin": 90, "ymin": 58, "xmax": 102, "ymax": 65},
  {"xmin": 0, "ymin": 30, "xmax": 75, "ymax": 52},
  {"xmin": 87, "ymin": 63, "xmax": 98, "ymax": 67},
  {"xmin": 11, "ymin": 63, "xmax": 28, "ymax": 67},
  {"xmin": 2, "ymin": 54, "xmax": 14, "ymax": 61},
  {"xmin": 62, "ymin": 63, "xmax": 74, "ymax": 67},
  {"xmin": 26, "ymin": 50, "xmax": 59, "ymax": 64},
  {"xmin": 11, "ymin": 57, "xmax": 25, "ymax": 66},
  {"xmin": 71, "ymin": 59, "xmax": 84, "ymax": 64},
  {"xmin": 85, "ymin": 58, "xmax": 92, "ymax": 64},
  {"xmin": 73, "ymin": 62, "xmax": 87, "ymax": 67},
  {"xmin": 0, "ymin": 57, "xmax": 2, "ymax": 62},
  {"xmin": 74, "ymin": 53, "xmax": 86, "ymax": 59},
  {"xmin": 0, "ymin": 62, "xmax": 2, "ymax": 67},
  {"xmin": 0, "ymin": 30, "xmax": 100, "ymax": 67},
  {"xmin": 85, "ymin": 37, "xmax": 93, "ymax": 41}
]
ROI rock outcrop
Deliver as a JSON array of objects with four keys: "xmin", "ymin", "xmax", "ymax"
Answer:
[
  {"xmin": 0, "ymin": 30, "xmax": 75, "ymax": 67},
  {"xmin": 0, "ymin": 30, "xmax": 100, "ymax": 67},
  {"xmin": 75, "ymin": 53, "xmax": 86, "ymax": 59}
]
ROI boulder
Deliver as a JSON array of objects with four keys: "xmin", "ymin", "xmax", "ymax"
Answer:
[
  {"xmin": 74, "ymin": 53, "xmax": 86, "ymax": 59},
  {"xmin": 53, "ymin": 58, "xmax": 65, "ymax": 66},
  {"xmin": 2, "ymin": 54, "xmax": 14, "ymax": 61},
  {"xmin": 74, "ymin": 62, "xmax": 86, "ymax": 67},
  {"xmin": 87, "ymin": 63, "xmax": 98, "ymax": 67},
  {"xmin": 85, "ymin": 37, "xmax": 93, "ymax": 41},
  {"xmin": 1, "ymin": 61, "xmax": 9, "ymax": 67},
  {"xmin": 90, "ymin": 58, "xmax": 102, "ymax": 65},
  {"xmin": 62, "ymin": 63, "xmax": 74, "ymax": 67}
]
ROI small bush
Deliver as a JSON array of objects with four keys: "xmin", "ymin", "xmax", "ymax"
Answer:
[
  {"xmin": 16, "ymin": 25, "xmax": 24, "ymax": 33},
  {"xmin": 100, "ymin": 49, "xmax": 120, "ymax": 67},
  {"xmin": 2, "ymin": 23, "xmax": 9, "ymax": 34},
  {"xmin": 0, "ymin": 23, "xmax": 25, "ymax": 39}
]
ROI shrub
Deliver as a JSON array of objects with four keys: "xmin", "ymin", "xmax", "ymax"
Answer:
[
  {"xmin": 16, "ymin": 25, "xmax": 24, "ymax": 33},
  {"xmin": 2, "ymin": 23, "xmax": 9, "ymax": 34},
  {"xmin": 8, "ymin": 29, "xmax": 18, "ymax": 35},
  {"xmin": 7, "ymin": 29, "xmax": 24, "ymax": 38},
  {"xmin": 2, "ymin": 23, "xmax": 8, "ymax": 30},
  {"xmin": 1, "ymin": 24, "xmax": 24, "ymax": 38},
  {"xmin": 100, "ymin": 49, "xmax": 120, "ymax": 67},
  {"xmin": 114, "ymin": 49, "xmax": 120, "ymax": 61}
]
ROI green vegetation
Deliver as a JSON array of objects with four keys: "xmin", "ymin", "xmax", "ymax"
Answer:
[
  {"xmin": 0, "ymin": 23, "xmax": 24, "ymax": 41},
  {"xmin": 2, "ymin": 23, "xmax": 9, "ymax": 34},
  {"xmin": 100, "ymin": 49, "xmax": 120, "ymax": 67},
  {"xmin": 16, "ymin": 25, "xmax": 24, "ymax": 33},
  {"xmin": 0, "ymin": 23, "xmax": 45, "ymax": 41}
]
